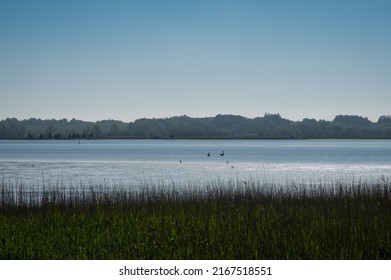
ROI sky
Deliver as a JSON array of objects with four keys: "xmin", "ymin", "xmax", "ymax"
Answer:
[{"xmin": 1, "ymin": 0, "xmax": 390, "ymax": 122}]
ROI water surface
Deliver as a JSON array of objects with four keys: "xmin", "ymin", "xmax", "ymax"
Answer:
[{"xmin": 1, "ymin": 139, "xmax": 390, "ymax": 188}]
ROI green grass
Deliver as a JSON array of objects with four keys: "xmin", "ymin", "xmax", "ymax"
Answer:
[{"xmin": 1, "ymin": 179, "xmax": 391, "ymax": 259}]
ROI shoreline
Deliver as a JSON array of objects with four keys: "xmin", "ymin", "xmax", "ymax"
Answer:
[{"xmin": 2, "ymin": 136, "xmax": 391, "ymax": 140}]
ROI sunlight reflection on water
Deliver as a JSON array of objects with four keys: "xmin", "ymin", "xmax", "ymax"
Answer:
[
  {"xmin": 1, "ymin": 139, "xmax": 391, "ymax": 189},
  {"xmin": 1, "ymin": 160, "xmax": 390, "ymax": 189}
]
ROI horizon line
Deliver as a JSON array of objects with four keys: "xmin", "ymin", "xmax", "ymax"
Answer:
[{"xmin": 1, "ymin": 113, "xmax": 388, "ymax": 124}]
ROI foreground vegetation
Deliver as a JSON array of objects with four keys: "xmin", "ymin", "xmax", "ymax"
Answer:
[{"xmin": 1, "ymin": 179, "xmax": 391, "ymax": 259}]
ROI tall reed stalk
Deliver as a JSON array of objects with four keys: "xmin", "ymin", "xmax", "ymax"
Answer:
[{"xmin": 1, "ymin": 178, "xmax": 390, "ymax": 259}]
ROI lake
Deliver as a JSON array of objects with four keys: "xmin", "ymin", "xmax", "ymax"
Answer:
[{"xmin": 1, "ymin": 139, "xmax": 391, "ymax": 189}]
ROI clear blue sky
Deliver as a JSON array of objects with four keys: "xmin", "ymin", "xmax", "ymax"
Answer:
[{"xmin": 1, "ymin": 0, "xmax": 390, "ymax": 122}]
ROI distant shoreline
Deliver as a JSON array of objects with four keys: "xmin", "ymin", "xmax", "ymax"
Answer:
[
  {"xmin": 1, "ymin": 136, "xmax": 391, "ymax": 140},
  {"xmin": 2, "ymin": 114, "xmax": 391, "ymax": 140}
]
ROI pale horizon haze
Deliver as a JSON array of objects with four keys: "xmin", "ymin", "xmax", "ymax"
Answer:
[{"xmin": 1, "ymin": 0, "xmax": 390, "ymax": 122}]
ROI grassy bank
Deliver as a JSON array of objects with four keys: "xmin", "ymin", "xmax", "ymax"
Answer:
[{"xmin": 1, "ymin": 179, "xmax": 391, "ymax": 259}]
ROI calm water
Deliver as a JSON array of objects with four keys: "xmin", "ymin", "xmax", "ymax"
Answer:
[{"xmin": 1, "ymin": 139, "xmax": 391, "ymax": 188}]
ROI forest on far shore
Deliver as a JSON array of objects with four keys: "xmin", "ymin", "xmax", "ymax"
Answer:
[{"xmin": 1, "ymin": 114, "xmax": 391, "ymax": 139}]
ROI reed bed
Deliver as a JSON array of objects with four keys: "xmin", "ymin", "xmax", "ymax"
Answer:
[{"xmin": 1, "ymin": 178, "xmax": 391, "ymax": 260}]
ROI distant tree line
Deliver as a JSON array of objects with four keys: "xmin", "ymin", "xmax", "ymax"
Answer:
[{"xmin": 1, "ymin": 114, "xmax": 391, "ymax": 139}]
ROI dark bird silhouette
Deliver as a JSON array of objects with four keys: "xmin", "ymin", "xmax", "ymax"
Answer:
[
  {"xmin": 207, "ymin": 152, "xmax": 210, "ymax": 157},
  {"xmin": 220, "ymin": 151, "xmax": 225, "ymax": 156}
]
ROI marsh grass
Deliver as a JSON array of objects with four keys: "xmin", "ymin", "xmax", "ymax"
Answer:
[{"xmin": 1, "ymin": 178, "xmax": 391, "ymax": 259}]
